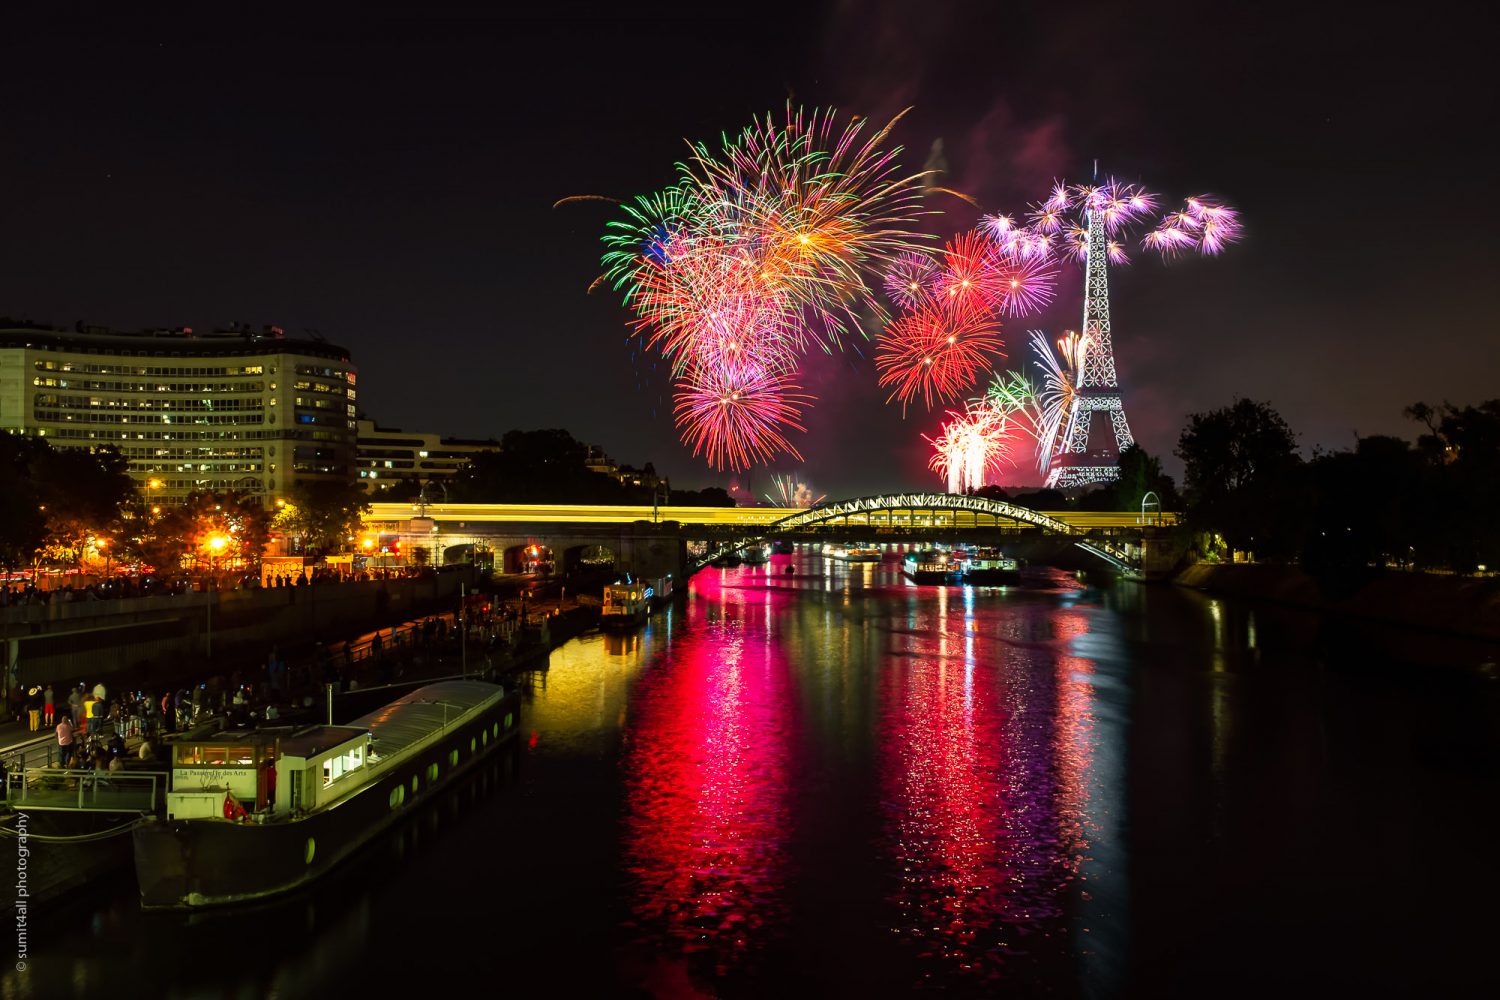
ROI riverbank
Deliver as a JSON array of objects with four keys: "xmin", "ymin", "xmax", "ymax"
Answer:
[{"xmin": 1174, "ymin": 563, "xmax": 1500, "ymax": 641}]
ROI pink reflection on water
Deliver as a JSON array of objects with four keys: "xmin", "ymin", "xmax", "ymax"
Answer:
[
  {"xmin": 878, "ymin": 601, "xmax": 1099, "ymax": 984},
  {"xmin": 621, "ymin": 589, "xmax": 793, "ymax": 977}
]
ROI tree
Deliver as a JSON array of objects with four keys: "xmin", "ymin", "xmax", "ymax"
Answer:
[
  {"xmin": 0, "ymin": 436, "xmax": 135, "ymax": 570},
  {"xmin": 667, "ymin": 486, "xmax": 736, "ymax": 507},
  {"xmin": 1300, "ymin": 435, "xmax": 1424, "ymax": 581},
  {"xmin": 449, "ymin": 429, "xmax": 632, "ymax": 503},
  {"xmin": 276, "ymin": 480, "xmax": 371, "ymax": 556},
  {"xmin": 0, "ymin": 436, "xmax": 47, "ymax": 571},
  {"xmin": 1115, "ymin": 443, "xmax": 1179, "ymax": 513},
  {"xmin": 1405, "ymin": 399, "xmax": 1500, "ymax": 571},
  {"xmin": 1176, "ymin": 399, "xmax": 1302, "ymax": 558},
  {"xmin": 139, "ymin": 491, "xmax": 270, "ymax": 578}
]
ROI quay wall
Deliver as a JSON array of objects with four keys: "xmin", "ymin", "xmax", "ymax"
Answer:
[
  {"xmin": 2, "ymin": 569, "xmax": 478, "ymax": 690},
  {"xmin": 1174, "ymin": 563, "xmax": 1500, "ymax": 641}
]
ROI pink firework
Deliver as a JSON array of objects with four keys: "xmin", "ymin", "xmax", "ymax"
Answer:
[
  {"xmin": 993, "ymin": 253, "xmax": 1059, "ymax": 318},
  {"xmin": 1000, "ymin": 175, "xmax": 1241, "ymax": 263},
  {"xmin": 883, "ymin": 250, "xmax": 939, "ymax": 311},
  {"xmin": 875, "ymin": 302, "xmax": 1005, "ymax": 411},
  {"xmin": 673, "ymin": 364, "xmax": 812, "ymax": 471}
]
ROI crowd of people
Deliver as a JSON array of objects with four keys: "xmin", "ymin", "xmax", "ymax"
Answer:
[
  {"xmin": 0, "ymin": 566, "xmax": 440, "ymax": 608},
  {"xmin": 14, "ymin": 604, "xmax": 530, "ymax": 770}
]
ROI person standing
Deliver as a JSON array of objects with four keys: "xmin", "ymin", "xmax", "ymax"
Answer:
[
  {"xmin": 25, "ymin": 687, "xmax": 42, "ymax": 732},
  {"xmin": 67, "ymin": 684, "xmax": 83, "ymax": 727},
  {"xmin": 56, "ymin": 716, "xmax": 76, "ymax": 768},
  {"xmin": 42, "ymin": 684, "xmax": 55, "ymax": 727}
]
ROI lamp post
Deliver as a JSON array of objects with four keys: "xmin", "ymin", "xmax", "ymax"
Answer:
[{"xmin": 206, "ymin": 534, "xmax": 227, "ymax": 656}]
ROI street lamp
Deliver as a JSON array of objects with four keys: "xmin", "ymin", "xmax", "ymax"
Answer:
[{"xmin": 208, "ymin": 534, "xmax": 227, "ymax": 578}]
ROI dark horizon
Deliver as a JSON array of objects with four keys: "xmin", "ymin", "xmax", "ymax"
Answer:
[{"xmin": 2, "ymin": 3, "xmax": 1492, "ymax": 497}]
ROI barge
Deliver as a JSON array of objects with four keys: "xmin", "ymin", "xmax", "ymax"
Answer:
[
  {"xmin": 601, "ymin": 581, "xmax": 651, "ymax": 628},
  {"xmin": 960, "ymin": 547, "xmax": 1022, "ymax": 585},
  {"xmin": 902, "ymin": 550, "xmax": 960, "ymax": 585},
  {"xmin": 132, "ymin": 679, "xmax": 520, "ymax": 909}
]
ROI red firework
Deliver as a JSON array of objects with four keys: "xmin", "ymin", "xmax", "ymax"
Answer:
[
  {"xmin": 673, "ymin": 364, "xmax": 813, "ymax": 471},
  {"xmin": 874, "ymin": 301, "xmax": 1004, "ymax": 411},
  {"xmin": 933, "ymin": 230, "xmax": 1004, "ymax": 315}
]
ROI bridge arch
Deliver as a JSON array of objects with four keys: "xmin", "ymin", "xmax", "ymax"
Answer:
[{"xmin": 693, "ymin": 493, "xmax": 1136, "ymax": 574}]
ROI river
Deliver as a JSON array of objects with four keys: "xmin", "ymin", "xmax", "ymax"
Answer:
[{"xmin": 12, "ymin": 550, "xmax": 1498, "ymax": 997}]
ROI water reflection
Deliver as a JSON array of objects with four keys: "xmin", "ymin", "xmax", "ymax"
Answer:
[
  {"xmin": 875, "ymin": 580, "xmax": 1112, "ymax": 991},
  {"xmin": 621, "ymin": 596, "xmax": 793, "ymax": 977}
]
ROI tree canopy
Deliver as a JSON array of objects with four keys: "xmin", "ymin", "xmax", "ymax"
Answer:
[
  {"xmin": 273, "ymin": 479, "xmax": 371, "ymax": 555},
  {"xmin": 1177, "ymin": 399, "xmax": 1302, "ymax": 558}
]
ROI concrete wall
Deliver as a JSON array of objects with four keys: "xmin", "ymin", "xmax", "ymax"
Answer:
[{"xmin": 3, "ymin": 568, "xmax": 477, "ymax": 691}]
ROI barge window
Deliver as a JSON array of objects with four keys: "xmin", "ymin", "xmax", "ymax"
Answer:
[
  {"xmin": 322, "ymin": 745, "xmax": 367, "ymax": 787},
  {"xmin": 176, "ymin": 745, "xmax": 258, "ymax": 766}
]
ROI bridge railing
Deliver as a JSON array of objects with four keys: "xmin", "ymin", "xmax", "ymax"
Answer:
[{"xmin": 685, "ymin": 493, "xmax": 1144, "ymax": 575}]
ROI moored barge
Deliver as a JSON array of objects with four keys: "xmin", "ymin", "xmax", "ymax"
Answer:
[
  {"xmin": 902, "ymin": 550, "xmax": 960, "ymax": 584},
  {"xmin": 132, "ymin": 679, "xmax": 520, "ymax": 909}
]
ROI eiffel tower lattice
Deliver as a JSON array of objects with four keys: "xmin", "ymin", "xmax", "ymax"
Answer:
[{"xmin": 1044, "ymin": 207, "xmax": 1134, "ymax": 489}]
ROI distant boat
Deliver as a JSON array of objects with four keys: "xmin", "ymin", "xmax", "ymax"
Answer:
[
  {"xmin": 902, "ymin": 550, "xmax": 959, "ymax": 585},
  {"xmin": 826, "ymin": 545, "xmax": 881, "ymax": 563},
  {"xmin": 771, "ymin": 539, "xmax": 794, "ymax": 555},
  {"xmin": 741, "ymin": 544, "xmax": 770, "ymax": 565},
  {"xmin": 600, "ymin": 581, "xmax": 652, "ymax": 628},
  {"xmin": 709, "ymin": 552, "xmax": 743, "ymax": 568},
  {"xmin": 960, "ymin": 547, "xmax": 1021, "ymax": 585}
]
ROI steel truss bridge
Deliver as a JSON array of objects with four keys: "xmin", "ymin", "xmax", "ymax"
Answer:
[
  {"xmin": 364, "ymin": 496, "xmax": 1173, "ymax": 577},
  {"xmin": 688, "ymin": 493, "xmax": 1147, "ymax": 574}
]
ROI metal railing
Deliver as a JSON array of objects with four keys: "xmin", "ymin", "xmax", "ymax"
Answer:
[{"xmin": 5, "ymin": 769, "xmax": 165, "ymax": 812}]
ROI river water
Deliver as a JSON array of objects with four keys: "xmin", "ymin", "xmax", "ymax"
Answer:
[{"xmin": 13, "ymin": 550, "xmax": 1499, "ymax": 998}]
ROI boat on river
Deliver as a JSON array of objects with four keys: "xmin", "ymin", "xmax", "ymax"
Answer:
[
  {"xmin": 826, "ymin": 544, "xmax": 882, "ymax": 562},
  {"xmin": 132, "ymin": 679, "xmax": 520, "ymax": 909},
  {"xmin": 601, "ymin": 581, "xmax": 651, "ymax": 628},
  {"xmin": 902, "ymin": 550, "xmax": 959, "ymax": 585},
  {"xmin": 960, "ymin": 547, "xmax": 1021, "ymax": 585},
  {"xmin": 741, "ymin": 544, "xmax": 770, "ymax": 565}
]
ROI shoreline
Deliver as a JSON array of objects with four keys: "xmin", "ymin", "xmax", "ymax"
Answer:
[{"xmin": 1172, "ymin": 562, "xmax": 1500, "ymax": 644}]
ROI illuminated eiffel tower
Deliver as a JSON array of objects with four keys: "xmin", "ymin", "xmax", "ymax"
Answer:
[{"xmin": 1044, "ymin": 203, "xmax": 1134, "ymax": 489}]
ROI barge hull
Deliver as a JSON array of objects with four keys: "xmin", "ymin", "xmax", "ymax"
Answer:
[{"xmin": 133, "ymin": 691, "xmax": 520, "ymax": 909}]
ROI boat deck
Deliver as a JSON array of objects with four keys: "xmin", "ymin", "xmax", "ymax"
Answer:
[{"xmin": 5, "ymin": 770, "xmax": 164, "ymax": 813}]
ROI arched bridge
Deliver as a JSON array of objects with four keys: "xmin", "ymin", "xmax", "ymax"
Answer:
[{"xmin": 691, "ymin": 493, "xmax": 1140, "ymax": 574}]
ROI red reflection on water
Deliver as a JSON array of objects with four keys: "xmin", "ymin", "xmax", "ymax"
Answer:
[
  {"xmin": 622, "ymin": 599, "xmax": 793, "ymax": 976},
  {"xmin": 878, "ymin": 602, "xmax": 1099, "ymax": 983}
]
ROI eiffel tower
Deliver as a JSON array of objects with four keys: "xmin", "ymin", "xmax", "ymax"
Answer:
[{"xmin": 1044, "ymin": 203, "xmax": 1135, "ymax": 489}]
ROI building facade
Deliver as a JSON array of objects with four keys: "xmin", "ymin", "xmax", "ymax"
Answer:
[
  {"xmin": 0, "ymin": 323, "xmax": 357, "ymax": 506},
  {"xmin": 355, "ymin": 419, "xmax": 500, "ymax": 497}
]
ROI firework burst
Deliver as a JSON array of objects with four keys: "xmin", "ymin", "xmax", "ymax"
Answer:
[
  {"xmin": 875, "ymin": 301, "xmax": 1005, "ymax": 412},
  {"xmin": 1002, "ymin": 176, "xmax": 1240, "ymax": 264},
  {"xmin": 587, "ymin": 104, "xmax": 934, "ymax": 469},
  {"xmin": 673, "ymin": 364, "xmax": 813, "ymax": 472},
  {"xmin": 924, "ymin": 402, "xmax": 1013, "ymax": 494},
  {"xmin": 764, "ymin": 474, "xmax": 826, "ymax": 508}
]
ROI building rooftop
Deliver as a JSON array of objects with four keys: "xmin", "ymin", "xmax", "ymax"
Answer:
[{"xmin": 0, "ymin": 323, "xmax": 352, "ymax": 362}]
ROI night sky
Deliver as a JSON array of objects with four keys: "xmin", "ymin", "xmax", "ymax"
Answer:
[{"xmin": 3, "ymin": 4, "xmax": 1492, "ymax": 497}]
